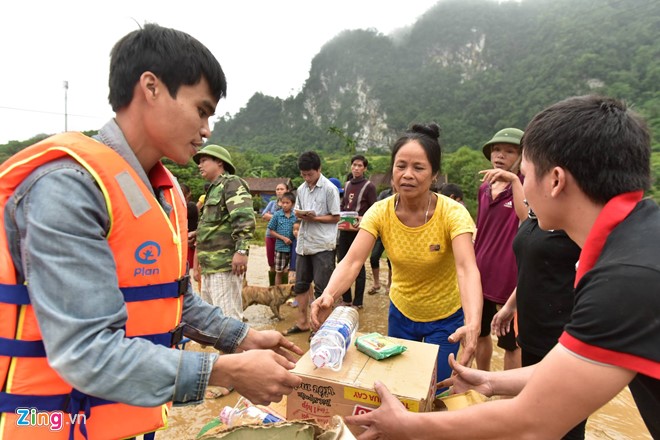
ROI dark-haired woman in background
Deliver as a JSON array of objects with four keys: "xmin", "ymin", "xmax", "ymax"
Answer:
[{"xmin": 311, "ymin": 123, "xmax": 482, "ymax": 383}]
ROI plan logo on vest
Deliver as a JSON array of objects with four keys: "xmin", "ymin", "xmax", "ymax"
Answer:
[
  {"xmin": 134, "ymin": 241, "xmax": 161, "ymax": 277},
  {"xmin": 503, "ymin": 201, "xmax": 513, "ymax": 208}
]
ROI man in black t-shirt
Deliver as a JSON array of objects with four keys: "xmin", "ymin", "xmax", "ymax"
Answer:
[{"xmin": 344, "ymin": 95, "xmax": 660, "ymax": 439}]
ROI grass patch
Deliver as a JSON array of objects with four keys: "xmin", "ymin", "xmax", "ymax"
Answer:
[{"xmin": 251, "ymin": 216, "xmax": 268, "ymax": 247}]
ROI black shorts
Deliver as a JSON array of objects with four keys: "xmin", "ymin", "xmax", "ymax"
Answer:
[
  {"xmin": 480, "ymin": 298, "xmax": 518, "ymax": 352},
  {"xmin": 294, "ymin": 250, "xmax": 335, "ymax": 299}
]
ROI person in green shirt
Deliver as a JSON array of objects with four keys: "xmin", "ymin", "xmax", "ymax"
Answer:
[{"xmin": 193, "ymin": 144, "xmax": 255, "ymax": 322}]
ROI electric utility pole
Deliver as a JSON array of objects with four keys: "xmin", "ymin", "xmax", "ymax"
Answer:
[{"xmin": 63, "ymin": 80, "xmax": 69, "ymax": 132}]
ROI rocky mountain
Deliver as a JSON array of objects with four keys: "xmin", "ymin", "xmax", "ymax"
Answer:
[{"xmin": 209, "ymin": 0, "xmax": 660, "ymax": 153}]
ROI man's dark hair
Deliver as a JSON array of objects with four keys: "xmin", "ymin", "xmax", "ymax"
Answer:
[
  {"xmin": 440, "ymin": 183, "xmax": 463, "ymax": 200},
  {"xmin": 351, "ymin": 154, "xmax": 368, "ymax": 168},
  {"xmin": 108, "ymin": 23, "xmax": 227, "ymax": 111},
  {"xmin": 523, "ymin": 95, "xmax": 651, "ymax": 204},
  {"xmin": 298, "ymin": 151, "xmax": 322, "ymax": 171},
  {"xmin": 390, "ymin": 123, "xmax": 442, "ymax": 176},
  {"xmin": 281, "ymin": 192, "xmax": 296, "ymax": 204}
]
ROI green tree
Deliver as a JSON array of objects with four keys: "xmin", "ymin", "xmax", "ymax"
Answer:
[
  {"xmin": 275, "ymin": 153, "xmax": 301, "ymax": 179},
  {"xmin": 327, "ymin": 126, "xmax": 357, "ymax": 156},
  {"xmin": 442, "ymin": 146, "xmax": 490, "ymax": 217},
  {"xmin": 0, "ymin": 135, "xmax": 50, "ymax": 163},
  {"xmin": 649, "ymin": 151, "xmax": 660, "ymax": 203}
]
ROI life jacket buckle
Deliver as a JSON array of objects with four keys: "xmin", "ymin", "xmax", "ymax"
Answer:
[
  {"xmin": 177, "ymin": 275, "xmax": 189, "ymax": 296},
  {"xmin": 169, "ymin": 323, "xmax": 185, "ymax": 347}
]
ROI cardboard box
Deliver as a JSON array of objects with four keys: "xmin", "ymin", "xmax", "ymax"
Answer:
[
  {"xmin": 287, "ymin": 335, "xmax": 438, "ymax": 436},
  {"xmin": 338, "ymin": 211, "xmax": 359, "ymax": 229},
  {"xmin": 435, "ymin": 390, "xmax": 488, "ymax": 411}
]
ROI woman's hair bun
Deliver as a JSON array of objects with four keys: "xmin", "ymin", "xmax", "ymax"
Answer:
[{"xmin": 410, "ymin": 123, "xmax": 441, "ymax": 140}]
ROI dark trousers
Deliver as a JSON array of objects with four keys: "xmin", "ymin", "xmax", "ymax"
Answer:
[
  {"xmin": 294, "ymin": 250, "xmax": 335, "ymax": 299},
  {"xmin": 370, "ymin": 237, "xmax": 391, "ymax": 271},
  {"xmin": 337, "ymin": 231, "xmax": 365, "ymax": 306}
]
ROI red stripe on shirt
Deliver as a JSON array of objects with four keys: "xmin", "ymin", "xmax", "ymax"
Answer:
[
  {"xmin": 574, "ymin": 190, "xmax": 643, "ymax": 287},
  {"xmin": 149, "ymin": 162, "xmax": 174, "ymax": 188},
  {"xmin": 559, "ymin": 332, "xmax": 660, "ymax": 379}
]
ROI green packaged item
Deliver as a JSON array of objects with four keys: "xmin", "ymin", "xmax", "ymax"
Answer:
[{"xmin": 355, "ymin": 332, "xmax": 407, "ymax": 360}]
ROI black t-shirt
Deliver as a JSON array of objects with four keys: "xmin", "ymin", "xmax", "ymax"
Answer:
[
  {"xmin": 560, "ymin": 200, "xmax": 660, "ymax": 437},
  {"xmin": 513, "ymin": 217, "xmax": 581, "ymax": 357}
]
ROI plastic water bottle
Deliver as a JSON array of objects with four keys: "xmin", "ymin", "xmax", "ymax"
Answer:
[
  {"xmin": 220, "ymin": 397, "xmax": 282, "ymax": 427},
  {"xmin": 310, "ymin": 306, "xmax": 359, "ymax": 371}
]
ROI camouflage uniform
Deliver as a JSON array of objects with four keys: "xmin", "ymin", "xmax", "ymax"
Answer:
[{"xmin": 197, "ymin": 174, "xmax": 255, "ymax": 274}]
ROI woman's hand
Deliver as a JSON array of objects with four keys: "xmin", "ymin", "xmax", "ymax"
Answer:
[
  {"xmin": 448, "ymin": 323, "xmax": 479, "ymax": 368},
  {"xmin": 310, "ymin": 293, "xmax": 335, "ymax": 330},
  {"xmin": 491, "ymin": 303, "xmax": 515, "ymax": 337}
]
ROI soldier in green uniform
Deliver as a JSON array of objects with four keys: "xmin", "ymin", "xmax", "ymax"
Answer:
[{"xmin": 193, "ymin": 145, "xmax": 255, "ymax": 322}]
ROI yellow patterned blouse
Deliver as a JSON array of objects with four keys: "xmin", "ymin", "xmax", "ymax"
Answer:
[{"xmin": 360, "ymin": 194, "xmax": 475, "ymax": 322}]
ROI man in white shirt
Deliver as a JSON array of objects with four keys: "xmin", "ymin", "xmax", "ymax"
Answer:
[{"xmin": 283, "ymin": 151, "xmax": 340, "ymax": 335}]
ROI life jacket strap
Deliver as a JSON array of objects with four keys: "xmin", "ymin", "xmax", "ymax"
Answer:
[
  {"xmin": 0, "ymin": 275, "xmax": 190, "ymax": 305},
  {"xmin": 0, "ymin": 331, "xmax": 175, "ymax": 358},
  {"xmin": 121, "ymin": 275, "xmax": 189, "ymax": 302},
  {"xmin": 0, "ymin": 337, "xmax": 46, "ymax": 357},
  {"xmin": 0, "ymin": 283, "xmax": 30, "ymax": 305}
]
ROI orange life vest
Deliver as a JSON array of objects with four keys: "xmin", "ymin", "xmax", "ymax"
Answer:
[{"xmin": 0, "ymin": 133, "xmax": 188, "ymax": 439}]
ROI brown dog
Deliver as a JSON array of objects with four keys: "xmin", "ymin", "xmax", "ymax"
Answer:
[{"xmin": 241, "ymin": 280, "xmax": 295, "ymax": 320}]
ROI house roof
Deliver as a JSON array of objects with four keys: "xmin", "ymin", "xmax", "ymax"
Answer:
[
  {"xmin": 368, "ymin": 173, "xmax": 389, "ymax": 188},
  {"xmin": 243, "ymin": 177, "xmax": 292, "ymax": 193}
]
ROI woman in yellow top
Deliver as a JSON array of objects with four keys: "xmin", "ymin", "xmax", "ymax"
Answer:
[{"xmin": 311, "ymin": 123, "xmax": 482, "ymax": 384}]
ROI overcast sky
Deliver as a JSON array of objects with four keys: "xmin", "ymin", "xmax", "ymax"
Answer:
[{"xmin": 0, "ymin": 0, "xmax": 441, "ymax": 144}]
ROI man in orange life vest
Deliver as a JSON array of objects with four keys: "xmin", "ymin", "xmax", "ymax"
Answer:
[
  {"xmin": 343, "ymin": 96, "xmax": 660, "ymax": 438},
  {"xmin": 0, "ymin": 24, "xmax": 302, "ymax": 439}
]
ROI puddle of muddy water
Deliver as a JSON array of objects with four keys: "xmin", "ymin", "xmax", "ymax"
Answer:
[{"xmin": 155, "ymin": 246, "xmax": 651, "ymax": 440}]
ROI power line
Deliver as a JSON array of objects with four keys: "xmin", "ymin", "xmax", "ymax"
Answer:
[{"xmin": 0, "ymin": 105, "xmax": 106, "ymax": 120}]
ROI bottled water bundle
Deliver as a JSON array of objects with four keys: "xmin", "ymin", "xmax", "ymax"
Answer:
[{"xmin": 309, "ymin": 306, "xmax": 359, "ymax": 371}]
